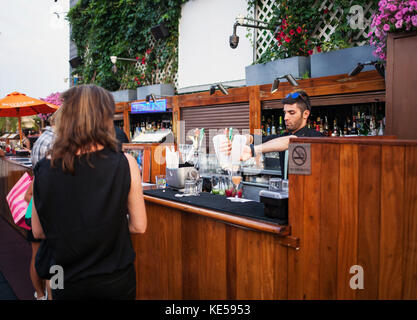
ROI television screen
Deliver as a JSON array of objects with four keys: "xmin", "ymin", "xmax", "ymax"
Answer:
[{"xmin": 131, "ymin": 99, "xmax": 167, "ymax": 113}]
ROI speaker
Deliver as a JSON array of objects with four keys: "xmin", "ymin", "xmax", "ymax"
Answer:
[
  {"xmin": 150, "ymin": 23, "xmax": 169, "ymax": 40},
  {"xmin": 69, "ymin": 56, "xmax": 82, "ymax": 68}
]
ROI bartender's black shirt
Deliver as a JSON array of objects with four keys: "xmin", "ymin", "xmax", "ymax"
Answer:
[{"xmin": 257, "ymin": 125, "xmax": 324, "ymax": 176}]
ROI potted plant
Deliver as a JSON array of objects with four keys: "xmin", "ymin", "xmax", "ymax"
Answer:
[
  {"xmin": 368, "ymin": 0, "xmax": 417, "ymax": 61},
  {"xmin": 246, "ymin": 0, "xmax": 322, "ymax": 86}
]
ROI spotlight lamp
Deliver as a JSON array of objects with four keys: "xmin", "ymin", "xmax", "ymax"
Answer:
[
  {"xmin": 209, "ymin": 83, "xmax": 235, "ymax": 95},
  {"xmin": 348, "ymin": 63, "xmax": 365, "ymax": 77},
  {"xmin": 145, "ymin": 93, "xmax": 163, "ymax": 103},
  {"xmin": 217, "ymin": 83, "xmax": 229, "ymax": 95},
  {"xmin": 270, "ymin": 74, "xmax": 299, "ymax": 93},
  {"xmin": 109, "ymin": 56, "xmax": 137, "ymax": 74},
  {"xmin": 348, "ymin": 60, "xmax": 385, "ymax": 78}
]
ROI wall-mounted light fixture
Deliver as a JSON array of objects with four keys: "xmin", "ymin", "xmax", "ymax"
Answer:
[
  {"xmin": 209, "ymin": 83, "xmax": 235, "ymax": 95},
  {"xmin": 151, "ymin": 23, "xmax": 170, "ymax": 40},
  {"xmin": 348, "ymin": 60, "xmax": 385, "ymax": 78},
  {"xmin": 110, "ymin": 56, "xmax": 138, "ymax": 74},
  {"xmin": 230, "ymin": 15, "xmax": 274, "ymax": 49},
  {"xmin": 145, "ymin": 94, "xmax": 157, "ymax": 103},
  {"xmin": 69, "ymin": 56, "xmax": 82, "ymax": 68},
  {"xmin": 271, "ymin": 74, "xmax": 299, "ymax": 93}
]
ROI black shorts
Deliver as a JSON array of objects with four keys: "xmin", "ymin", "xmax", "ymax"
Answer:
[{"xmin": 25, "ymin": 218, "xmax": 41, "ymax": 243}]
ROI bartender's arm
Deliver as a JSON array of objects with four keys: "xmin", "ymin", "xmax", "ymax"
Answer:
[{"xmin": 240, "ymin": 135, "xmax": 297, "ymax": 161}]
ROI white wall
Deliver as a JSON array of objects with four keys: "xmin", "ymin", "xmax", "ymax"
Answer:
[
  {"xmin": 178, "ymin": 0, "xmax": 253, "ymax": 93},
  {"xmin": 0, "ymin": 0, "xmax": 69, "ymax": 100}
]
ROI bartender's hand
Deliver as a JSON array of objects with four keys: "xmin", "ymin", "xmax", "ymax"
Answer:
[
  {"xmin": 240, "ymin": 135, "xmax": 297, "ymax": 161},
  {"xmin": 219, "ymin": 139, "xmax": 232, "ymax": 156},
  {"xmin": 240, "ymin": 145, "xmax": 253, "ymax": 161}
]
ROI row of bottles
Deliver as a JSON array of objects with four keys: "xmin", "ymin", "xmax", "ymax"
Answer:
[
  {"xmin": 261, "ymin": 103, "xmax": 386, "ymax": 137},
  {"xmin": 129, "ymin": 119, "xmax": 172, "ymax": 138},
  {"xmin": 261, "ymin": 115, "xmax": 286, "ymax": 136},
  {"xmin": 307, "ymin": 112, "xmax": 385, "ymax": 137}
]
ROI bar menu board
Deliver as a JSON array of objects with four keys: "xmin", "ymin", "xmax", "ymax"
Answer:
[{"xmin": 131, "ymin": 99, "xmax": 167, "ymax": 114}]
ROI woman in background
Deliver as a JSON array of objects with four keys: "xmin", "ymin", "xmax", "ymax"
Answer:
[{"xmin": 31, "ymin": 84, "xmax": 147, "ymax": 300}]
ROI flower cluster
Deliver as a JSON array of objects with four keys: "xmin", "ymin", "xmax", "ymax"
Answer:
[
  {"xmin": 369, "ymin": 0, "xmax": 417, "ymax": 60},
  {"xmin": 122, "ymin": 48, "xmax": 153, "ymax": 89},
  {"xmin": 274, "ymin": 18, "xmax": 321, "ymax": 57},
  {"xmin": 39, "ymin": 92, "xmax": 62, "ymax": 121},
  {"xmin": 256, "ymin": 1, "xmax": 322, "ymax": 64}
]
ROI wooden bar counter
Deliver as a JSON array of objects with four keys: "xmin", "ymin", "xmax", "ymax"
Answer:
[
  {"xmin": 0, "ymin": 156, "xmax": 31, "ymax": 237},
  {"xmin": 132, "ymin": 137, "xmax": 417, "ymax": 300}
]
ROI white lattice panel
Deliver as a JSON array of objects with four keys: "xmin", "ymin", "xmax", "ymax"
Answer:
[
  {"xmin": 134, "ymin": 38, "xmax": 178, "ymax": 91},
  {"xmin": 254, "ymin": 0, "xmax": 277, "ymax": 60}
]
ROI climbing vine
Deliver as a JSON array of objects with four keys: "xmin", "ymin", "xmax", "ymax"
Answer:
[{"xmin": 67, "ymin": 0, "xmax": 188, "ymax": 91}]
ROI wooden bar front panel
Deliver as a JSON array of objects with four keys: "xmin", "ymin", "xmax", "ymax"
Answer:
[
  {"xmin": 132, "ymin": 201, "xmax": 289, "ymax": 300},
  {"xmin": 289, "ymin": 138, "xmax": 417, "ymax": 299}
]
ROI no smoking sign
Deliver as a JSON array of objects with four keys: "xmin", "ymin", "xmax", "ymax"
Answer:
[{"xmin": 288, "ymin": 143, "xmax": 311, "ymax": 175}]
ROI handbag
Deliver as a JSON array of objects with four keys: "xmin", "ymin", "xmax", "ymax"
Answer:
[
  {"xmin": 35, "ymin": 240, "xmax": 56, "ymax": 280},
  {"xmin": 6, "ymin": 172, "xmax": 32, "ymax": 230}
]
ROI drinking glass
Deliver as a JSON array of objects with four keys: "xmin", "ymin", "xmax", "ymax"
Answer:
[
  {"xmin": 211, "ymin": 174, "xmax": 220, "ymax": 195},
  {"xmin": 230, "ymin": 169, "xmax": 243, "ymax": 202},
  {"xmin": 155, "ymin": 175, "xmax": 166, "ymax": 189},
  {"xmin": 184, "ymin": 179, "xmax": 196, "ymax": 196}
]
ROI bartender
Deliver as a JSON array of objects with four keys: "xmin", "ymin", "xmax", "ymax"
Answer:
[{"xmin": 221, "ymin": 89, "xmax": 323, "ymax": 173}]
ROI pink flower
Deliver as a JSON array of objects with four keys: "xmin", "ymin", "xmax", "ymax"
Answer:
[
  {"xmin": 379, "ymin": 0, "xmax": 387, "ymax": 7},
  {"xmin": 383, "ymin": 23, "xmax": 390, "ymax": 31},
  {"xmin": 389, "ymin": 5, "xmax": 397, "ymax": 12},
  {"xmin": 412, "ymin": 15, "xmax": 417, "ymax": 27},
  {"xmin": 395, "ymin": 19, "xmax": 403, "ymax": 29},
  {"xmin": 395, "ymin": 11, "xmax": 403, "ymax": 20}
]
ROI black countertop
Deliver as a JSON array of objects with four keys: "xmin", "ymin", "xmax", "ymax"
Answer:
[{"xmin": 143, "ymin": 188, "xmax": 287, "ymax": 225}]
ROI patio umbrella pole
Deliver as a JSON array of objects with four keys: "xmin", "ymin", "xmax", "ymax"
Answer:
[{"xmin": 17, "ymin": 108, "xmax": 22, "ymax": 146}]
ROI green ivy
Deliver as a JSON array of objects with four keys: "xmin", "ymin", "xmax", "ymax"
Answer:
[{"xmin": 67, "ymin": 0, "xmax": 187, "ymax": 91}]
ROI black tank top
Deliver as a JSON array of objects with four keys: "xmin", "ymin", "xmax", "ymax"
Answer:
[{"xmin": 33, "ymin": 148, "xmax": 135, "ymax": 283}]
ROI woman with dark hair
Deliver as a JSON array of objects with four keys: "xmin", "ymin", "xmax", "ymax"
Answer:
[{"xmin": 31, "ymin": 84, "xmax": 147, "ymax": 300}]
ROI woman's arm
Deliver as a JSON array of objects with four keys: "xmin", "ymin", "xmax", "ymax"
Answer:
[
  {"xmin": 31, "ymin": 178, "xmax": 46, "ymax": 239},
  {"xmin": 124, "ymin": 153, "xmax": 147, "ymax": 234},
  {"xmin": 24, "ymin": 180, "xmax": 33, "ymax": 203}
]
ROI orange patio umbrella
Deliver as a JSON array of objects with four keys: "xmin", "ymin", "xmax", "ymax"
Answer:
[{"xmin": 0, "ymin": 91, "xmax": 59, "ymax": 146}]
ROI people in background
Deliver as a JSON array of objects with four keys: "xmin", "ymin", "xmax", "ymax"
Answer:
[
  {"xmin": 31, "ymin": 84, "xmax": 147, "ymax": 300},
  {"xmin": 21, "ymin": 129, "xmax": 31, "ymax": 150},
  {"xmin": 115, "ymin": 126, "xmax": 129, "ymax": 152},
  {"xmin": 24, "ymin": 110, "xmax": 60, "ymax": 300}
]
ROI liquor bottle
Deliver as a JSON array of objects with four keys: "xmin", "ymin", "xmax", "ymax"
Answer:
[
  {"xmin": 316, "ymin": 117, "xmax": 321, "ymax": 133},
  {"xmin": 271, "ymin": 122, "xmax": 276, "ymax": 135},
  {"xmin": 359, "ymin": 112, "xmax": 368, "ymax": 136},
  {"xmin": 343, "ymin": 122, "xmax": 348, "ymax": 136},
  {"xmin": 369, "ymin": 116, "xmax": 377, "ymax": 136},
  {"xmin": 378, "ymin": 119, "xmax": 384, "ymax": 136},
  {"xmin": 346, "ymin": 117, "xmax": 352, "ymax": 135},
  {"xmin": 323, "ymin": 116, "xmax": 330, "ymax": 136},
  {"xmin": 261, "ymin": 124, "xmax": 266, "ymax": 136},
  {"xmin": 318, "ymin": 117, "xmax": 324, "ymax": 134},
  {"xmin": 331, "ymin": 119, "xmax": 339, "ymax": 137},
  {"xmin": 354, "ymin": 112, "xmax": 360, "ymax": 133},
  {"xmin": 351, "ymin": 116, "xmax": 357, "ymax": 135},
  {"xmin": 266, "ymin": 123, "xmax": 271, "ymax": 136},
  {"xmin": 278, "ymin": 116, "xmax": 284, "ymax": 134}
]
